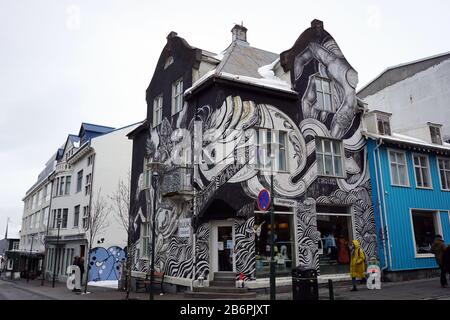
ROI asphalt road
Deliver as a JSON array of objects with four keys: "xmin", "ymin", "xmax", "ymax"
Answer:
[{"xmin": 0, "ymin": 280, "xmax": 54, "ymax": 300}]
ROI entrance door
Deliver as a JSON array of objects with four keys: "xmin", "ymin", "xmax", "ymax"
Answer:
[
  {"xmin": 211, "ymin": 221, "xmax": 235, "ymax": 273},
  {"xmin": 217, "ymin": 226, "xmax": 233, "ymax": 271}
]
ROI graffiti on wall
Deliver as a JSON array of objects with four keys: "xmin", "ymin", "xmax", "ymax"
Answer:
[{"xmin": 88, "ymin": 246, "xmax": 126, "ymax": 281}]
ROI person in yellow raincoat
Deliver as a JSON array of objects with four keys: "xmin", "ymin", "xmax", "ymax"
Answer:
[{"xmin": 350, "ymin": 239, "xmax": 366, "ymax": 291}]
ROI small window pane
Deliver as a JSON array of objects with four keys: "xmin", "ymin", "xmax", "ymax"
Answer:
[
  {"xmin": 324, "ymin": 155, "xmax": 333, "ymax": 175},
  {"xmin": 315, "ymin": 78, "xmax": 322, "ymax": 91},
  {"xmin": 322, "ymin": 80, "xmax": 330, "ymax": 93},
  {"xmin": 332, "ymin": 141, "xmax": 341, "ymax": 155},
  {"xmin": 317, "ymin": 93, "xmax": 324, "ymax": 109},
  {"xmin": 317, "ymin": 156, "xmax": 324, "ymax": 175},
  {"xmin": 324, "ymin": 140, "xmax": 331, "ymax": 153},
  {"xmin": 324, "ymin": 94, "xmax": 332, "ymax": 111},
  {"xmin": 334, "ymin": 156, "xmax": 342, "ymax": 176},
  {"xmin": 316, "ymin": 140, "xmax": 323, "ymax": 153}
]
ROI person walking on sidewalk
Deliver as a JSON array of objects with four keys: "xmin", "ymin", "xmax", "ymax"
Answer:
[
  {"xmin": 350, "ymin": 239, "xmax": 366, "ymax": 291},
  {"xmin": 431, "ymin": 235, "xmax": 448, "ymax": 288},
  {"xmin": 77, "ymin": 257, "xmax": 85, "ymax": 287},
  {"xmin": 431, "ymin": 234, "xmax": 448, "ymax": 288}
]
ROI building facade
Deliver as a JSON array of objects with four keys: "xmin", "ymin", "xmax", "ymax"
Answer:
[
  {"xmin": 128, "ymin": 20, "xmax": 377, "ymax": 291},
  {"xmin": 20, "ymin": 122, "xmax": 139, "ymax": 283},
  {"xmin": 358, "ymin": 52, "xmax": 450, "ymax": 142},
  {"xmin": 364, "ymin": 110, "xmax": 450, "ymax": 280}
]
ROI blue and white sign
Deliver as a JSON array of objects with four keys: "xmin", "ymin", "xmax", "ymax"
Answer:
[{"xmin": 257, "ymin": 189, "xmax": 271, "ymax": 212}]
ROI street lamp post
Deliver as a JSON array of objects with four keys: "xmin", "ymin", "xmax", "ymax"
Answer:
[
  {"xmin": 269, "ymin": 153, "xmax": 276, "ymax": 301},
  {"xmin": 52, "ymin": 217, "xmax": 62, "ymax": 288},
  {"xmin": 147, "ymin": 161, "xmax": 162, "ymax": 301}
]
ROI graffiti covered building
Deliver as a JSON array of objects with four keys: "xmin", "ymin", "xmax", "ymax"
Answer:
[{"xmin": 128, "ymin": 20, "xmax": 377, "ymax": 291}]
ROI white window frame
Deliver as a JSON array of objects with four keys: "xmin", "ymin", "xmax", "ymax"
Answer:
[
  {"xmin": 412, "ymin": 153, "xmax": 432, "ymax": 189},
  {"xmin": 376, "ymin": 114, "xmax": 391, "ymax": 136},
  {"xmin": 141, "ymin": 222, "xmax": 150, "ymax": 259},
  {"xmin": 152, "ymin": 95, "xmax": 163, "ymax": 128},
  {"xmin": 73, "ymin": 205, "xmax": 80, "ymax": 228},
  {"xmin": 255, "ymin": 128, "xmax": 289, "ymax": 173},
  {"xmin": 388, "ymin": 149, "xmax": 410, "ymax": 187},
  {"xmin": 437, "ymin": 157, "xmax": 450, "ymax": 191},
  {"xmin": 315, "ymin": 137, "xmax": 346, "ymax": 178},
  {"xmin": 172, "ymin": 78, "xmax": 183, "ymax": 115},
  {"xmin": 82, "ymin": 206, "xmax": 89, "ymax": 229},
  {"xmin": 143, "ymin": 158, "xmax": 151, "ymax": 189},
  {"xmin": 409, "ymin": 209, "xmax": 443, "ymax": 258},
  {"xmin": 429, "ymin": 125, "xmax": 442, "ymax": 145},
  {"xmin": 314, "ymin": 75, "xmax": 334, "ymax": 112}
]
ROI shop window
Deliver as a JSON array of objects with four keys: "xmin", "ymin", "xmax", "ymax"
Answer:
[
  {"xmin": 255, "ymin": 207, "xmax": 295, "ymax": 278},
  {"xmin": 316, "ymin": 206, "xmax": 353, "ymax": 275},
  {"xmin": 411, "ymin": 210, "xmax": 440, "ymax": 256}
]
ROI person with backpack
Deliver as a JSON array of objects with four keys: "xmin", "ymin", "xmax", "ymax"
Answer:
[{"xmin": 350, "ymin": 239, "xmax": 366, "ymax": 291}]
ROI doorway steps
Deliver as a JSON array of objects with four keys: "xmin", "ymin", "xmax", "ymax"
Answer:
[{"xmin": 184, "ymin": 272, "xmax": 257, "ymax": 299}]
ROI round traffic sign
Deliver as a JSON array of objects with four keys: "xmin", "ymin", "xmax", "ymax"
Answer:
[{"xmin": 257, "ymin": 189, "xmax": 271, "ymax": 212}]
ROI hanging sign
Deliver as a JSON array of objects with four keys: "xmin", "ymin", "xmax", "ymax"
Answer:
[{"xmin": 257, "ymin": 189, "xmax": 271, "ymax": 212}]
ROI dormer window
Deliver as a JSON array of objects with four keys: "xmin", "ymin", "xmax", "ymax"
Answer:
[
  {"xmin": 164, "ymin": 56, "xmax": 174, "ymax": 69},
  {"xmin": 315, "ymin": 76, "xmax": 333, "ymax": 112},
  {"xmin": 429, "ymin": 124, "xmax": 442, "ymax": 145},
  {"xmin": 377, "ymin": 113, "xmax": 391, "ymax": 136}
]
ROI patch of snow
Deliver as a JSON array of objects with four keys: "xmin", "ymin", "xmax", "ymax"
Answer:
[
  {"xmin": 213, "ymin": 50, "xmax": 226, "ymax": 61},
  {"xmin": 391, "ymin": 133, "xmax": 428, "ymax": 144},
  {"xmin": 88, "ymin": 280, "xmax": 118, "ymax": 289},
  {"xmin": 219, "ymin": 72, "xmax": 295, "ymax": 93}
]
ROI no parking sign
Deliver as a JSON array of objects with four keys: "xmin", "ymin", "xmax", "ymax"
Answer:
[{"xmin": 257, "ymin": 189, "xmax": 271, "ymax": 212}]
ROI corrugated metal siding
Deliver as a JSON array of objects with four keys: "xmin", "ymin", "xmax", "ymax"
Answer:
[{"xmin": 377, "ymin": 146, "xmax": 450, "ymax": 271}]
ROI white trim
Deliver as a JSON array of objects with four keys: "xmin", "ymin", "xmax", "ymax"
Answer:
[
  {"xmin": 411, "ymin": 153, "xmax": 433, "ymax": 190},
  {"xmin": 210, "ymin": 220, "xmax": 236, "ymax": 275},
  {"xmin": 387, "ymin": 148, "xmax": 410, "ymax": 187},
  {"xmin": 436, "ymin": 157, "xmax": 450, "ymax": 191},
  {"xmin": 409, "ymin": 208, "xmax": 443, "ymax": 258}
]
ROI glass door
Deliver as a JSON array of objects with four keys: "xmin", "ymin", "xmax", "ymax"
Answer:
[{"xmin": 217, "ymin": 226, "xmax": 233, "ymax": 271}]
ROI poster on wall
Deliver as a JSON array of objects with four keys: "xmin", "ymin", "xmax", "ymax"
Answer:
[
  {"xmin": 218, "ymin": 242, "xmax": 224, "ymax": 251},
  {"xmin": 178, "ymin": 218, "xmax": 191, "ymax": 238},
  {"xmin": 226, "ymin": 240, "xmax": 233, "ymax": 249}
]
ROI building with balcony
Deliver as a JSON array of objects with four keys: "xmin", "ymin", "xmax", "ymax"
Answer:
[
  {"xmin": 128, "ymin": 20, "xmax": 377, "ymax": 293},
  {"xmin": 364, "ymin": 110, "xmax": 450, "ymax": 281},
  {"xmin": 20, "ymin": 122, "xmax": 140, "ymax": 283}
]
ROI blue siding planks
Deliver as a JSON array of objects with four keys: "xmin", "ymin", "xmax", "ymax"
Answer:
[{"xmin": 368, "ymin": 139, "xmax": 450, "ymax": 271}]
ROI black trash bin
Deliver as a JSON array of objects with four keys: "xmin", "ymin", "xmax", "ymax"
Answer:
[{"xmin": 292, "ymin": 266, "xmax": 318, "ymax": 300}]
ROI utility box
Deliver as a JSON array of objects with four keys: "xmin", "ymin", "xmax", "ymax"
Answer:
[{"xmin": 292, "ymin": 267, "xmax": 319, "ymax": 300}]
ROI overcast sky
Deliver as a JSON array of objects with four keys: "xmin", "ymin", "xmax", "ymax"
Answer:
[{"xmin": 1, "ymin": 0, "xmax": 450, "ymax": 236}]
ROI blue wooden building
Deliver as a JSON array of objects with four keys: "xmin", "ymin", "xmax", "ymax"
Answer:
[{"xmin": 364, "ymin": 110, "xmax": 450, "ymax": 280}]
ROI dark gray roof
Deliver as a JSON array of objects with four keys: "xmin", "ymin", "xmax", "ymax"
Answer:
[
  {"xmin": 358, "ymin": 51, "xmax": 450, "ymax": 98},
  {"xmin": 216, "ymin": 41, "xmax": 279, "ymax": 79}
]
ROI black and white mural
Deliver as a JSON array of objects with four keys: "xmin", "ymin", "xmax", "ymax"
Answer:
[{"xmin": 129, "ymin": 21, "xmax": 377, "ymax": 285}]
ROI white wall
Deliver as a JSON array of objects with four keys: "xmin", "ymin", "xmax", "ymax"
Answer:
[
  {"xmin": 90, "ymin": 123, "xmax": 139, "ymax": 249},
  {"xmin": 363, "ymin": 59, "xmax": 450, "ymax": 141}
]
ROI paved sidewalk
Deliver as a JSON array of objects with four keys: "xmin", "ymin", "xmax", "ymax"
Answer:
[{"xmin": 1, "ymin": 277, "xmax": 450, "ymax": 300}]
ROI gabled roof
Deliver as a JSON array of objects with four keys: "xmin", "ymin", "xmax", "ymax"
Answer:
[{"xmin": 358, "ymin": 51, "xmax": 450, "ymax": 98}]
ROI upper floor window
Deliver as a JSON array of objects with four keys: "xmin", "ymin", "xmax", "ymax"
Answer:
[
  {"xmin": 315, "ymin": 76, "xmax": 333, "ymax": 112},
  {"xmin": 141, "ymin": 222, "xmax": 150, "ymax": 258},
  {"xmin": 172, "ymin": 79, "xmax": 183, "ymax": 115},
  {"xmin": 256, "ymin": 129, "xmax": 288, "ymax": 172},
  {"xmin": 412, "ymin": 154, "xmax": 432, "ymax": 189},
  {"xmin": 87, "ymin": 154, "xmax": 94, "ymax": 166},
  {"xmin": 65, "ymin": 176, "xmax": 71, "ymax": 195},
  {"xmin": 143, "ymin": 158, "xmax": 151, "ymax": 189},
  {"xmin": 153, "ymin": 95, "xmax": 163, "ymax": 128},
  {"xmin": 377, "ymin": 114, "xmax": 391, "ymax": 136},
  {"xmin": 429, "ymin": 125, "xmax": 442, "ymax": 145},
  {"xmin": 315, "ymin": 137, "xmax": 345, "ymax": 178},
  {"xmin": 77, "ymin": 170, "xmax": 83, "ymax": 193},
  {"xmin": 388, "ymin": 150, "xmax": 409, "ymax": 187},
  {"xmin": 62, "ymin": 208, "xmax": 68, "ymax": 229},
  {"xmin": 73, "ymin": 205, "xmax": 80, "ymax": 228},
  {"xmin": 437, "ymin": 158, "xmax": 450, "ymax": 191},
  {"xmin": 82, "ymin": 206, "xmax": 89, "ymax": 229}
]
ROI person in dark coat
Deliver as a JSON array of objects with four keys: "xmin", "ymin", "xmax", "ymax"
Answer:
[
  {"xmin": 431, "ymin": 235, "xmax": 448, "ymax": 288},
  {"xmin": 78, "ymin": 257, "xmax": 85, "ymax": 285},
  {"xmin": 442, "ymin": 245, "xmax": 450, "ymax": 282}
]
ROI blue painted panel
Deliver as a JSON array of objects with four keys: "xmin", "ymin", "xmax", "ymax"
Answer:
[{"xmin": 368, "ymin": 139, "xmax": 450, "ymax": 271}]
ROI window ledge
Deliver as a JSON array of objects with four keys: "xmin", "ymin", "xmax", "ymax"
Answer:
[
  {"xmin": 390, "ymin": 184, "xmax": 410, "ymax": 188},
  {"xmin": 414, "ymin": 254, "xmax": 435, "ymax": 259},
  {"xmin": 415, "ymin": 186, "xmax": 434, "ymax": 190}
]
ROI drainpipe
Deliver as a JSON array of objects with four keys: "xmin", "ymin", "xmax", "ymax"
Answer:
[
  {"xmin": 41, "ymin": 175, "xmax": 55, "ymax": 286},
  {"xmin": 372, "ymin": 139, "xmax": 388, "ymax": 272},
  {"xmin": 375, "ymin": 139, "xmax": 393, "ymax": 270}
]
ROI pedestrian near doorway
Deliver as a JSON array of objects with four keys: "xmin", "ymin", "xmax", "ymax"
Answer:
[
  {"xmin": 78, "ymin": 257, "xmax": 85, "ymax": 286},
  {"xmin": 431, "ymin": 235, "xmax": 448, "ymax": 288},
  {"xmin": 349, "ymin": 240, "xmax": 365, "ymax": 291}
]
